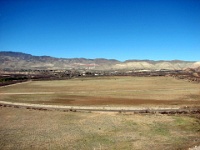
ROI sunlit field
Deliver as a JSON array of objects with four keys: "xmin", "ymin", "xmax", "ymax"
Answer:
[
  {"xmin": 1, "ymin": 76, "xmax": 200, "ymax": 149},
  {"xmin": 0, "ymin": 76, "xmax": 200, "ymax": 106},
  {"xmin": 0, "ymin": 106, "xmax": 200, "ymax": 150}
]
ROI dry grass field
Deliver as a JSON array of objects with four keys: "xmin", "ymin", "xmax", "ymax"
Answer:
[
  {"xmin": 0, "ymin": 76, "xmax": 200, "ymax": 106},
  {"xmin": 0, "ymin": 106, "xmax": 200, "ymax": 150},
  {"xmin": 0, "ymin": 76, "xmax": 200, "ymax": 149}
]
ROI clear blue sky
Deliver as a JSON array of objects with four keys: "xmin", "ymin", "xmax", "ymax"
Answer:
[{"xmin": 0, "ymin": 0, "xmax": 200, "ymax": 61}]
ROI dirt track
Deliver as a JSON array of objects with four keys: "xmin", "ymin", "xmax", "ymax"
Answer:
[{"xmin": 1, "ymin": 100, "xmax": 200, "ymax": 115}]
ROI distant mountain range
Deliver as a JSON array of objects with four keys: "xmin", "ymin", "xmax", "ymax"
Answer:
[{"xmin": 0, "ymin": 51, "xmax": 199, "ymax": 70}]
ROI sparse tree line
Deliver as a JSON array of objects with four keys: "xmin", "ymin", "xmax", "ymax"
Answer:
[
  {"xmin": 170, "ymin": 74, "xmax": 200, "ymax": 83},
  {"xmin": 0, "ymin": 68, "xmax": 200, "ymax": 86}
]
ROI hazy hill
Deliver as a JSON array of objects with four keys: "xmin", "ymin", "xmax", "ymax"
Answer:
[
  {"xmin": 0, "ymin": 51, "xmax": 120, "ymax": 70},
  {"xmin": 0, "ymin": 51, "xmax": 199, "ymax": 70}
]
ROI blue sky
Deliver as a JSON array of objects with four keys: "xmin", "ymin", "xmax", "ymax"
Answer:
[{"xmin": 0, "ymin": 0, "xmax": 200, "ymax": 61}]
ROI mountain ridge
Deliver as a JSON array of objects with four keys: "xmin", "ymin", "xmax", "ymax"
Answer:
[{"xmin": 0, "ymin": 51, "xmax": 199, "ymax": 70}]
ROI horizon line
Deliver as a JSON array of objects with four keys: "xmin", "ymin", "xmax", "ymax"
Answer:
[{"xmin": 0, "ymin": 50, "xmax": 198, "ymax": 62}]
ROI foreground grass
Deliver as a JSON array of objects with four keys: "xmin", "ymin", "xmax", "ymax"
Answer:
[{"xmin": 0, "ymin": 107, "xmax": 199, "ymax": 150}]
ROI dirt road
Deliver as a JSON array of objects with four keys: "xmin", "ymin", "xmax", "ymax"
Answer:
[{"xmin": 1, "ymin": 100, "xmax": 199, "ymax": 114}]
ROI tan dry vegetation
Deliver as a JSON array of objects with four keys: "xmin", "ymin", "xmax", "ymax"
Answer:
[
  {"xmin": 0, "ymin": 106, "xmax": 200, "ymax": 150},
  {"xmin": 0, "ymin": 76, "xmax": 200, "ymax": 106}
]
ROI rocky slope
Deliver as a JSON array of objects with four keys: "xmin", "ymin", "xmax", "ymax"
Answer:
[
  {"xmin": 0, "ymin": 51, "xmax": 199, "ymax": 70},
  {"xmin": 113, "ymin": 60, "xmax": 195, "ymax": 70}
]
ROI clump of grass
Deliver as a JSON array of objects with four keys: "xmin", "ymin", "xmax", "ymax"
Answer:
[
  {"xmin": 74, "ymin": 134, "xmax": 115, "ymax": 149},
  {"xmin": 173, "ymin": 116, "xmax": 200, "ymax": 132},
  {"xmin": 150, "ymin": 123, "xmax": 170, "ymax": 136}
]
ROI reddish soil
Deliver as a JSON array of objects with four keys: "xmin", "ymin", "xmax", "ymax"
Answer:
[{"xmin": 39, "ymin": 95, "xmax": 200, "ymax": 106}]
